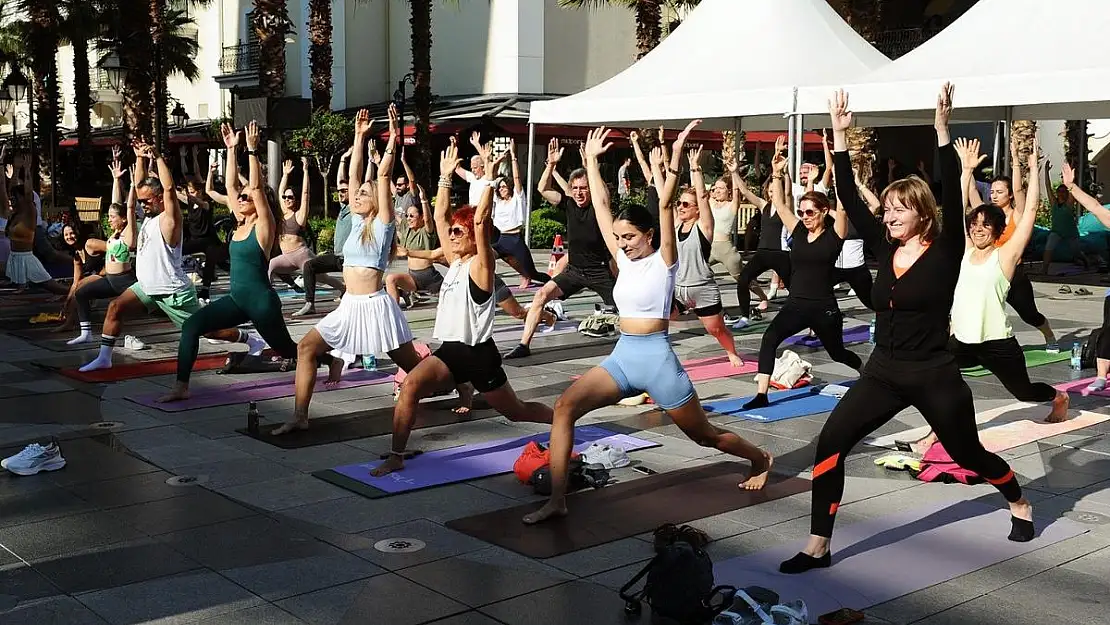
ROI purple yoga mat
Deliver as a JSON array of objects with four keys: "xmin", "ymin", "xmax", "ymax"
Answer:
[
  {"xmin": 783, "ymin": 325, "xmax": 869, "ymax": 348},
  {"xmin": 714, "ymin": 499, "xmax": 1085, "ymax": 618},
  {"xmin": 129, "ymin": 368, "xmax": 392, "ymax": 412},
  {"xmin": 328, "ymin": 425, "xmax": 659, "ymax": 494}
]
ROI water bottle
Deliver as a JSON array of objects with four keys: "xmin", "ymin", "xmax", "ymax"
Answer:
[
  {"xmin": 246, "ymin": 401, "xmax": 260, "ymax": 434},
  {"xmin": 1071, "ymin": 342, "xmax": 1082, "ymax": 371},
  {"xmin": 868, "ymin": 318, "xmax": 876, "ymax": 344},
  {"xmin": 361, "ymin": 354, "xmax": 377, "ymax": 371}
]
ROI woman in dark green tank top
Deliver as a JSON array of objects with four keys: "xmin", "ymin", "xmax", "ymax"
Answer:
[{"xmin": 159, "ymin": 121, "xmax": 330, "ymax": 403}]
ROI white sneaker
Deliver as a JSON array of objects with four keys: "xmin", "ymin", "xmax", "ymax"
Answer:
[
  {"xmin": 123, "ymin": 335, "xmax": 146, "ymax": 350},
  {"xmin": 1085, "ymin": 378, "xmax": 1107, "ymax": 393},
  {"xmin": 547, "ymin": 300, "xmax": 567, "ymax": 321},
  {"xmin": 732, "ymin": 317, "xmax": 750, "ymax": 330},
  {"xmin": 2, "ymin": 442, "xmax": 66, "ymax": 476},
  {"xmin": 580, "ymin": 443, "xmax": 630, "ymax": 469},
  {"xmin": 617, "ymin": 392, "xmax": 648, "ymax": 406}
]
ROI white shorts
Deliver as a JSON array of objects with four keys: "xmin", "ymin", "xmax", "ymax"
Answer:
[
  {"xmin": 5, "ymin": 250, "xmax": 53, "ymax": 284},
  {"xmin": 315, "ymin": 289, "xmax": 413, "ymax": 356}
]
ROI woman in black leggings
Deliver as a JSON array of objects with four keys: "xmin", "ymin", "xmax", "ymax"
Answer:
[
  {"xmin": 734, "ymin": 173, "xmax": 792, "ymax": 325},
  {"xmin": 780, "ymin": 85, "xmax": 1033, "ymax": 575},
  {"xmin": 743, "ymin": 137, "xmax": 861, "ymax": 410}
]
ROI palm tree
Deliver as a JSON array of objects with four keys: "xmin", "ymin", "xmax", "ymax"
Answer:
[
  {"xmin": 252, "ymin": 0, "xmax": 290, "ymax": 98},
  {"xmin": 1010, "ymin": 119, "xmax": 1038, "ymax": 187},
  {"xmin": 827, "ymin": 0, "xmax": 883, "ymax": 191},
  {"xmin": 1064, "ymin": 119, "xmax": 1090, "ymax": 190},
  {"xmin": 58, "ymin": 0, "xmax": 104, "ymax": 189},
  {"xmin": 307, "ymin": 0, "xmax": 331, "ymax": 110},
  {"xmin": 22, "ymin": 0, "xmax": 60, "ymax": 193},
  {"xmin": 557, "ymin": 0, "xmax": 698, "ymax": 59},
  {"xmin": 409, "ymin": 0, "xmax": 432, "ymax": 187}
]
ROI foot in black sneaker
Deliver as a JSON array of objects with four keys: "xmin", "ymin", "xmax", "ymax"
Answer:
[
  {"xmin": 504, "ymin": 344, "xmax": 531, "ymax": 359},
  {"xmin": 1008, "ymin": 516, "xmax": 1035, "ymax": 542},
  {"xmin": 778, "ymin": 551, "xmax": 831, "ymax": 574},
  {"xmin": 742, "ymin": 393, "xmax": 769, "ymax": 410}
]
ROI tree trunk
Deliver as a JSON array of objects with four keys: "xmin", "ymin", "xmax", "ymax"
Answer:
[
  {"xmin": 410, "ymin": 0, "xmax": 433, "ymax": 189},
  {"xmin": 1064, "ymin": 119, "xmax": 1089, "ymax": 190},
  {"xmin": 829, "ymin": 0, "xmax": 883, "ymax": 192},
  {"xmin": 1010, "ymin": 119, "xmax": 1038, "ymax": 188},
  {"xmin": 118, "ymin": 0, "xmax": 155, "ymax": 144},
  {"xmin": 150, "ymin": 0, "xmax": 169, "ymax": 152},
  {"xmin": 26, "ymin": 0, "xmax": 59, "ymax": 198},
  {"xmin": 721, "ymin": 130, "xmax": 746, "ymax": 168},
  {"xmin": 634, "ymin": 1, "xmax": 662, "ymax": 59},
  {"xmin": 72, "ymin": 34, "xmax": 94, "ymax": 191},
  {"xmin": 256, "ymin": 0, "xmax": 289, "ymax": 99},
  {"xmin": 307, "ymin": 0, "xmax": 333, "ymax": 111}
]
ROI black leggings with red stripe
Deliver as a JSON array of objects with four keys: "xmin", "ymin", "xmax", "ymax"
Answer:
[{"xmin": 809, "ymin": 350, "xmax": 1022, "ymax": 537}]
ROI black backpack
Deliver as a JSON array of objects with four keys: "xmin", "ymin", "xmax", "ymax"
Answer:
[
  {"xmin": 620, "ymin": 524, "xmax": 735, "ymax": 624},
  {"xmin": 1083, "ymin": 329, "xmax": 1102, "ymax": 369}
]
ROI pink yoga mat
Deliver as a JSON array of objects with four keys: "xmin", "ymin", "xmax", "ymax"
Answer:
[
  {"xmin": 1056, "ymin": 377, "xmax": 1110, "ymax": 397},
  {"xmin": 574, "ymin": 354, "xmax": 756, "ymax": 383},
  {"xmin": 128, "ymin": 369, "xmax": 392, "ymax": 412}
]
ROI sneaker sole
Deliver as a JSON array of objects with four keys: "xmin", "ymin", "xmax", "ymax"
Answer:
[{"xmin": 7, "ymin": 458, "xmax": 66, "ymax": 476}]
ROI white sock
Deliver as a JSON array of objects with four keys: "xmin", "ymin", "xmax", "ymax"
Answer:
[
  {"xmin": 79, "ymin": 346, "xmax": 114, "ymax": 372},
  {"xmin": 67, "ymin": 330, "xmax": 92, "ymax": 345},
  {"xmin": 1087, "ymin": 377, "xmax": 1107, "ymax": 391},
  {"xmin": 246, "ymin": 332, "xmax": 267, "ymax": 357}
]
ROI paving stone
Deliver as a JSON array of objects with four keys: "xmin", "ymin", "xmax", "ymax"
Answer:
[
  {"xmin": 63, "ymin": 471, "xmax": 196, "ymax": 509},
  {"xmin": 0, "ymin": 596, "xmax": 110, "ymax": 625},
  {"xmin": 399, "ymin": 546, "xmax": 575, "ymax": 607},
  {"xmin": 354, "ymin": 519, "xmax": 490, "ymax": 570},
  {"xmin": 220, "ymin": 545, "xmax": 385, "ymax": 601},
  {"xmin": 159, "ymin": 516, "xmax": 332, "ymax": 571},
  {"xmin": 107, "ymin": 490, "xmax": 257, "ymax": 535},
  {"xmin": 276, "ymin": 574, "xmax": 467, "ymax": 625},
  {"xmin": 0, "ymin": 510, "xmax": 147, "ymax": 561},
  {"xmin": 77, "ymin": 571, "xmax": 264, "ymax": 625},
  {"xmin": 479, "ymin": 580, "xmax": 640, "ymax": 625},
  {"xmin": 29, "ymin": 537, "xmax": 202, "ymax": 595},
  {"xmin": 216, "ymin": 474, "xmax": 352, "ymax": 512}
]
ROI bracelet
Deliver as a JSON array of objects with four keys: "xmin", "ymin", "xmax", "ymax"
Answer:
[
  {"xmin": 667, "ymin": 166, "xmax": 679, "ymax": 175},
  {"xmin": 690, "ymin": 167, "xmax": 702, "ymax": 172},
  {"xmin": 772, "ymin": 174, "xmax": 783, "ymax": 180},
  {"xmin": 385, "ymin": 150, "xmax": 394, "ymax": 155},
  {"xmin": 438, "ymin": 181, "xmax": 451, "ymax": 189},
  {"xmin": 246, "ymin": 150, "xmax": 256, "ymax": 156}
]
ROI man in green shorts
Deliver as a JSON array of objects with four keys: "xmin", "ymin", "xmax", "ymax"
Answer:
[{"xmin": 80, "ymin": 143, "xmax": 263, "ymax": 372}]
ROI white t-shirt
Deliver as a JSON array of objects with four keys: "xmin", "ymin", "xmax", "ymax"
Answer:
[
  {"xmin": 835, "ymin": 238, "xmax": 866, "ymax": 269},
  {"xmin": 792, "ymin": 181, "xmax": 828, "ymax": 210},
  {"xmin": 617, "ymin": 163, "xmax": 631, "ymax": 197},
  {"xmin": 34, "ymin": 192, "xmax": 43, "ymax": 227},
  {"xmin": 464, "ymin": 171, "xmax": 494, "ymax": 206},
  {"xmin": 493, "ymin": 194, "xmax": 526, "ymax": 233}
]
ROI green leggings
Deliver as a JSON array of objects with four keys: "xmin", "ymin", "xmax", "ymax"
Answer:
[{"xmin": 176, "ymin": 291, "xmax": 298, "ymax": 383}]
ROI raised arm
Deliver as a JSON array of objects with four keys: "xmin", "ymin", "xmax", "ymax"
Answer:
[
  {"xmin": 278, "ymin": 159, "xmax": 293, "ymax": 201},
  {"xmin": 649, "ymin": 145, "xmax": 666, "ymax": 193},
  {"xmin": 244, "ymin": 122, "xmax": 275, "ymax": 255},
  {"xmin": 142, "ymin": 142, "xmax": 183, "ymax": 248},
  {"xmin": 1063, "ymin": 161, "xmax": 1110, "ymax": 230},
  {"xmin": 337, "ymin": 146, "xmax": 352, "ymax": 188},
  {"xmin": 828, "ymin": 89, "xmax": 884, "ymax": 249},
  {"xmin": 435, "ymin": 143, "xmax": 461, "ymax": 264},
  {"xmin": 508, "ymin": 139, "xmax": 522, "ymax": 194},
  {"xmin": 1000, "ymin": 136, "xmax": 1042, "ymax": 277},
  {"xmin": 583, "ymin": 127, "xmax": 619, "ymax": 261},
  {"xmin": 769, "ymin": 137, "xmax": 798, "ymax": 233},
  {"xmin": 205, "ymin": 162, "xmax": 228, "ymax": 206},
  {"xmin": 734, "ymin": 170, "xmax": 768, "ymax": 210},
  {"xmin": 630, "ymin": 130, "xmax": 653, "ymax": 185},
  {"xmin": 955, "ymin": 138, "xmax": 981, "ymax": 247},
  {"xmin": 853, "ymin": 167, "xmax": 882, "ymax": 214},
  {"xmin": 470, "ymin": 179, "xmax": 496, "ymax": 294},
  {"xmin": 820, "ymin": 132, "xmax": 834, "ymax": 189},
  {"xmin": 122, "ymin": 175, "xmax": 138, "ymax": 249},
  {"xmin": 657, "ymin": 120, "xmax": 700, "ymax": 266},
  {"xmin": 109, "ymin": 146, "xmax": 124, "ymax": 206},
  {"xmin": 401, "ymin": 148, "xmax": 417, "ymax": 193},
  {"xmin": 349, "ymin": 110, "xmax": 371, "ymax": 188},
  {"xmin": 537, "ymin": 138, "xmax": 565, "ymax": 205},
  {"xmin": 831, "ymin": 198, "xmax": 848, "ymax": 239},
  {"xmin": 416, "ymin": 183, "xmax": 434, "ymax": 233},
  {"xmin": 376, "ymin": 104, "xmax": 399, "ymax": 226},
  {"xmin": 296, "ymin": 157, "xmax": 310, "ymax": 226},
  {"xmin": 726, "ymin": 159, "xmax": 742, "ymax": 213},
  {"xmin": 934, "ymin": 83, "xmax": 964, "ymax": 249},
  {"xmin": 1009, "ymin": 138, "xmax": 1026, "ymax": 218},
  {"xmin": 689, "ymin": 145, "xmax": 713, "ymax": 238}
]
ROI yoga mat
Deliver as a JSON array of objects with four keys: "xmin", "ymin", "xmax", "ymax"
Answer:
[
  {"xmin": 236, "ymin": 379, "xmax": 574, "ymax": 449},
  {"xmin": 866, "ymin": 402, "xmax": 1110, "ymax": 453},
  {"xmin": 703, "ymin": 382, "xmax": 854, "ymax": 422},
  {"xmin": 129, "ymin": 368, "xmax": 392, "ymax": 412},
  {"xmin": 961, "ymin": 348, "xmax": 1070, "ymax": 377},
  {"xmin": 682, "ymin": 320, "xmax": 770, "ymax": 338},
  {"xmin": 783, "ymin": 325, "xmax": 869, "ymax": 348},
  {"xmin": 52, "ymin": 352, "xmax": 232, "ymax": 383},
  {"xmin": 491, "ymin": 319, "xmax": 580, "ymax": 341},
  {"xmin": 446, "ymin": 462, "xmax": 811, "ymax": 558},
  {"xmin": 1057, "ymin": 376, "xmax": 1110, "ymax": 397},
  {"xmin": 713, "ymin": 499, "xmax": 1086, "ymax": 619},
  {"xmin": 572, "ymin": 354, "xmax": 757, "ymax": 384},
  {"xmin": 316, "ymin": 426, "xmax": 659, "ymax": 498},
  {"xmin": 501, "ymin": 338, "xmax": 619, "ymax": 367}
]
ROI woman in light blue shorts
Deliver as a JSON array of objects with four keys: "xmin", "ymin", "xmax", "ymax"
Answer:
[{"xmin": 524, "ymin": 123, "xmax": 772, "ymax": 525}]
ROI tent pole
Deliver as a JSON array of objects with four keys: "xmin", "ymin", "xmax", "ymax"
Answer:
[
  {"xmin": 525, "ymin": 122, "xmax": 536, "ymax": 246},
  {"xmin": 795, "ymin": 114, "xmax": 805, "ymax": 183},
  {"xmin": 992, "ymin": 121, "xmax": 1003, "ymax": 176},
  {"xmin": 787, "ymin": 114, "xmax": 797, "ymax": 183}
]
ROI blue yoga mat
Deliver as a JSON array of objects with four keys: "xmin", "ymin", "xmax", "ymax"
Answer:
[
  {"xmin": 783, "ymin": 325, "xmax": 869, "ymax": 348},
  {"xmin": 321, "ymin": 425, "xmax": 659, "ymax": 495},
  {"xmin": 702, "ymin": 381, "xmax": 855, "ymax": 422}
]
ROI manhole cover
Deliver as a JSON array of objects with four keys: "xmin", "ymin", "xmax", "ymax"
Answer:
[
  {"xmin": 166, "ymin": 475, "xmax": 209, "ymax": 487},
  {"xmin": 1064, "ymin": 510, "xmax": 1110, "ymax": 525},
  {"xmin": 374, "ymin": 538, "xmax": 426, "ymax": 553},
  {"xmin": 89, "ymin": 421, "xmax": 124, "ymax": 429},
  {"xmin": 421, "ymin": 433, "xmax": 452, "ymax": 442},
  {"xmin": 0, "ymin": 594, "xmax": 17, "ymax": 611}
]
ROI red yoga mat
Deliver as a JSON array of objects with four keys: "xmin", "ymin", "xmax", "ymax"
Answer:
[{"xmin": 57, "ymin": 352, "xmax": 230, "ymax": 383}]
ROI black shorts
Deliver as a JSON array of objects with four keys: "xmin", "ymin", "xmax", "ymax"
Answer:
[
  {"xmin": 552, "ymin": 262, "xmax": 615, "ymax": 305},
  {"xmin": 433, "ymin": 339, "xmax": 507, "ymax": 393},
  {"xmin": 410, "ymin": 266, "xmax": 444, "ymax": 292}
]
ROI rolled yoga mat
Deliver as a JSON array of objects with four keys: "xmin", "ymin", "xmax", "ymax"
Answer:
[
  {"xmin": 713, "ymin": 499, "xmax": 1086, "ymax": 619},
  {"xmin": 447, "ymin": 462, "xmax": 810, "ymax": 558},
  {"xmin": 129, "ymin": 368, "xmax": 392, "ymax": 412},
  {"xmin": 702, "ymin": 381, "xmax": 855, "ymax": 423},
  {"xmin": 782, "ymin": 324, "xmax": 869, "ymax": 348},
  {"xmin": 960, "ymin": 347, "xmax": 1070, "ymax": 377},
  {"xmin": 315, "ymin": 425, "xmax": 659, "ymax": 498}
]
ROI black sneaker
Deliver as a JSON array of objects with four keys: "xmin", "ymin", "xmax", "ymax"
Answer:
[{"xmin": 504, "ymin": 344, "xmax": 531, "ymax": 359}]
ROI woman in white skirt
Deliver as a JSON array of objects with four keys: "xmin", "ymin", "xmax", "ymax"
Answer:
[
  {"xmin": 273, "ymin": 106, "xmax": 425, "ymax": 436},
  {"xmin": 4, "ymin": 156, "xmax": 67, "ymax": 295}
]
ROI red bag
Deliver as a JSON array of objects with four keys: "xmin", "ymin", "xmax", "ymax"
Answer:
[{"xmin": 513, "ymin": 442, "xmax": 550, "ymax": 484}]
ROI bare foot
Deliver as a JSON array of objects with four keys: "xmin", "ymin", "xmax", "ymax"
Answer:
[
  {"xmin": 758, "ymin": 299, "xmax": 769, "ymax": 311},
  {"xmin": 453, "ymin": 391, "xmax": 473, "ymax": 415},
  {"xmin": 1010, "ymin": 497, "xmax": 1033, "ymax": 522},
  {"xmin": 1045, "ymin": 391, "xmax": 1069, "ymax": 423},
  {"xmin": 155, "ymin": 384, "xmax": 190, "ymax": 403},
  {"xmin": 522, "ymin": 500, "xmax": 568, "ymax": 524},
  {"xmin": 271, "ymin": 420, "xmax": 309, "ymax": 436},
  {"xmin": 323, "ymin": 357, "xmax": 346, "ymax": 388},
  {"xmin": 740, "ymin": 452, "xmax": 773, "ymax": 490},
  {"xmin": 728, "ymin": 353, "xmax": 744, "ymax": 368},
  {"xmin": 910, "ymin": 432, "xmax": 938, "ymax": 457},
  {"xmin": 370, "ymin": 455, "xmax": 404, "ymax": 477}
]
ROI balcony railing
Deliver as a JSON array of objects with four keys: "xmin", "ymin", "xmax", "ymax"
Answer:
[
  {"xmin": 95, "ymin": 69, "xmax": 114, "ymax": 91},
  {"xmin": 219, "ymin": 43, "xmax": 260, "ymax": 75},
  {"xmin": 871, "ymin": 27, "xmax": 943, "ymax": 60}
]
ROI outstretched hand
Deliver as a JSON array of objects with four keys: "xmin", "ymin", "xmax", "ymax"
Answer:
[
  {"xmin": 935, "ymin": 82, "xmax": 954, "ymax": 129},
  {"xmin": 546, "ymin": 137, "xmax": 563, "ymax": 164},
  {"xmin": 1062, "ymin": 161, "xmax": 1075, "ymax": 187},
  {"xmin": 440, "ymin": 143, "xmax": 462, "ymax": 177},
  {"xmin": 354, "ymin": 109, "xmax": 372, "ymax": 136},
  {"xmin": 584, "ymin": 127, "xmax": 613, "ymax": 160},
  {"xmin": 953, "ymin": 137, "xmax": 985, "ymax": 171},
  {"xmin": 674, "ymin": 119, "xmax": 701, "ymax": 150},
  {"xmin": 827, "ymin": 89, "xmax": 852, "ymax": 132},
  {"xmin": 245, "ymin": 121, "xmax": 261, "ymax": 151},
  {"xmin": 219, "ymin": 123, "xmax": 240, "ymax": 150}
]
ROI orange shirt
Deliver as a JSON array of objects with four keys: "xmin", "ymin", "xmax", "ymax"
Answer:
[{"xmin": 994, "ymin": 218, "xmax": 1015, "ymax": 248}]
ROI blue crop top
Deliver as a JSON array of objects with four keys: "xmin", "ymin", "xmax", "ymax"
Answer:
[{"xmin": 342, "ymin": 213, "xmax": 394, "ymax": 270}]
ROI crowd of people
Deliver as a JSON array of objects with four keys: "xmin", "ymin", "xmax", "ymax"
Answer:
[{"xmin": 4, "ymin": 81, "xmax": 1105, "ymax": 574}]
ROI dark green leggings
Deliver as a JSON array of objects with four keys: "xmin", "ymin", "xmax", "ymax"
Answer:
[{"xmin": 177, "ymin": 291, "xmax": 298, "ymax": 383}]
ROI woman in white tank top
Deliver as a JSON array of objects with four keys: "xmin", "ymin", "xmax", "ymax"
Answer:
[
  {"xmin": 370, "ymin": 141, "xmax": 555, "ymax": 477},
  {"xmin": 524, "ymin": 123, "xmax": 772, "ymax": 525},
  {"xmin": 707, "ymin": 158, "xmax": 768, "ymax": 321}
]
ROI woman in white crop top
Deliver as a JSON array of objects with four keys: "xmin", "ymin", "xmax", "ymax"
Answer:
[
  {"xmin": 273, "ymin": 105, "xmax": 426, "ymax": 437},
  {"xmin": 369, "ymin": 141, "xmax": 555, "ymax": 477},
  {"xmin": 523, "ymin": 123, "xmax": 772, "ymax": 525}
]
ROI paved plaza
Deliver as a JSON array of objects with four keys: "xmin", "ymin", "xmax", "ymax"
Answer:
[{"xmin": 2, "ymin": 257, "xmax": 1110, "ymax": 625}]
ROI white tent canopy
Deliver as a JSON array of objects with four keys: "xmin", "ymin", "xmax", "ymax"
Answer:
[
  {"xmin": 528, "ymin": 0, "xmax": 889, "ymax": 131},
  {"xmin": 796, "ymin": 0, "xmax": 1110, "ymax": 127}
]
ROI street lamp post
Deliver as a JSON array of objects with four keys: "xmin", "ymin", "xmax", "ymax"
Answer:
[
  {"xmin": 171, "ymin": 100, "xmax": 189, "ymax": 129},
  {"xmin": 393, "ymin": 73, "xmax": 414, "ymax": 147},
  {"xmin": 2, "ymin": 66, "xmax": 35, "ymax": 189}
]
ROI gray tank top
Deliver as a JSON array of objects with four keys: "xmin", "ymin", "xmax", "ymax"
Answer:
[{"xmin": 675, "ymin": 222, "xmax": 714, "ymax": 287}]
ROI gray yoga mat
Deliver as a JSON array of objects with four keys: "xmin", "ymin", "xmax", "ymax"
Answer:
[{"xmin": 713, "ymin": 498, "xmax": 1086, "ymax": 619}]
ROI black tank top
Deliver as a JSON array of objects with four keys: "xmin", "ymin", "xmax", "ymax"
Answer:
[{"xmin": 787, "ymin": 221, "xmax": 843, "ymax": 304}]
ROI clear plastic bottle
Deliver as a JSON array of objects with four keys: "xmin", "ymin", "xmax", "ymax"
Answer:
[
  {"xmin": 868, "ymin": 318, "xmax": 876, "ymax": 344},
  {"xmin": 362, "ymin": 354, "xmax": 377, "ymax": 371},
  {"xmin": 1071, "ymin": 342, "xmax": 1082, "ymax": 371}
]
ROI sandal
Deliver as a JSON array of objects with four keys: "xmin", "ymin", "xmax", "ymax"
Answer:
[
  {"xmin": 1059, "ymin": 285, "xmax": 1072, "ymax": 294},
  {"xmin": 1076, "ymin": 287, "xmax": 1092, "ymax": 296}
]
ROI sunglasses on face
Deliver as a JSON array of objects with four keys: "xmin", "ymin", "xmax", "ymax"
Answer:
[
  {"xmin": 678, "ymin": 200, "xmax": 695, "ymax": 208},
  {"xmin": 238, "ymin": 194, "xmax": 251, "ymax": 201},
  {"xmin": 796, "ymin": 208, "xmax": 818, "ymax": 218},
  {"xmin": 337, "ymin": 188, "xmax": 349, "ymax": 193},
  {"xmin": 448, "ymin": 226, "xmax": 468, "ymax": 238},
  {"xmin": 406, "ymin": 213, "xmax": 420, "ymax": 219},
  {"xmin": 282, "ymin": 195, "xmax": 295, "ymax": 200}
]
